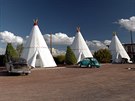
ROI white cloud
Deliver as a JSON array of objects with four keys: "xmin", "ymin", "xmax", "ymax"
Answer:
[
  {"xmin": 50, "ymin": 39, "xmax": 111, "ymax": 55},
  {"xmin": 86, "ymin": 40, "xmax": 111, "ymax": 53},
  {"xmin": 118, "ymin": 16, "xmax": 135, "ymax": 32},
  {"xmin": 52, "ymin": 48, "xmax": 66, "ymax": 56},
  {"xmin": 104, "ymin": 40, "xmax": 111, "ymax": 46},
  {"xmin": 0, "ymin": 31, "xmax": 111, "ymax": 55},
  {"xmin": 0, "ymin": 48, "xmax": 6, "ymax": 55},
  {"xmin": 0, "ymin": 31, "xmax": 24, "ymax": 55},
  {"xmin": 44, "ymin": 32, "xmax": 74, "ymax": 45},
  {"xmin": 26, "ymin": 36, "xmax": 29, "ymax": 39},
  {"xmin": 43, "ymin": 32, "xmax": 111, "ymax": 53},
  {"xmin": 0, "ymin": 31, "xmax": 23, "ymax": 44},
  {"xmin": 22, "ymin": 35, "xmax": 29, "ymax": 45}
]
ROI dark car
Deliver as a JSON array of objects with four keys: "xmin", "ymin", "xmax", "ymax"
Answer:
[
  {"xmin": 6, "ymin": 58, "xmax": 31, "ymax": 75},
  {"xmin": 77, "ymin": 57, "xmax": 100, "ymax": 68}
]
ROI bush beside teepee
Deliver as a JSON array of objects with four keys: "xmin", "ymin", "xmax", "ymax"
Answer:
[
  {"xmin": 54, "ymin": 55, "xmax": 65, "ymax": 64},
  {"xmin": 94, "ymin": 49, "xmax": 111, "ymax": 63},
  {"xmin": 65, "ymin": 46, "xmax": 77, "ymax": 65},
  {"xmin": 5, "ymin": 43, "xmax": 19, "ymax": 62}
]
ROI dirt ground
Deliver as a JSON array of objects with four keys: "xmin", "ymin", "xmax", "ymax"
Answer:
[{"xmin": 0, "ymin": 64, "xmax": 135, "ymax": 101}]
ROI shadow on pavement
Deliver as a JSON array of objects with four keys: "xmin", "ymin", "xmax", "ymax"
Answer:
[
  {"xmin": 0, "ymin": 67, "xmax": 21, "ymax": 76},
  {"xmin": 126, "ymin": 67, "xmax": 135, "ymax": 71}
]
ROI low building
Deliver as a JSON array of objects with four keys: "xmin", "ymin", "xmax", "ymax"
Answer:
[{"xmin": 123, "ymin": 43, "xmax": 135, "ymax": 62}]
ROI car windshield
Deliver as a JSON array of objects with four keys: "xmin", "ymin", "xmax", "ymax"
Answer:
[
  {"xmin": 11, "ymin": 58, "xmax": 27, "ymax": 64},
  {"xmin": 90, "ymin": 58, "xmax": 98, "ymax": 62},
  {"xmin": 84, "ymin": 59, "xmax": 90, "ymax": 61}
]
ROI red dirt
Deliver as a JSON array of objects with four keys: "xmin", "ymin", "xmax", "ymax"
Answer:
[{"xmin": 0, "ymin": 64, "xmax": 135, "ymax": 101}]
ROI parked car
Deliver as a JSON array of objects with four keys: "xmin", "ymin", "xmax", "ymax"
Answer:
[
  {"xmin": 77, "ymin": 57, "xmax": 100, "ymax": 68},
  {"xmin": 6, "ymin": 58, "xmax": 31, "ymax": 75}
]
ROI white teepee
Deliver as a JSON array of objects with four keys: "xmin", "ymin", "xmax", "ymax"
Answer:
[
  {"xmin": 21, "ymin": 20, "xmax": 57, "ymax": 68},
  {"xmin": 109, "ymin": 33, "xmax": 131, "ymax": 63},
  {"xmin": 71, "ymin": 27, "xmax": 93, "ymax": 62}
]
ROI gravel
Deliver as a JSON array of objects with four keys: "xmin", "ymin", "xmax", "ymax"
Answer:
[{"xmin": 0, "ymin": 64, "xmax": 135, "ymax": 101}]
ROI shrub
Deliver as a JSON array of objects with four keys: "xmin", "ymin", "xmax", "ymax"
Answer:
[
  {"xmin": 16, "ymin": 44, "xmax": 23, "ymax": 57},
  {"xmin": 54, "ymin": 55, "xmax": 65, "ymax": 64},
  {"xmin": 5, "ymin": 43, "xmax": 19, "ymax": 62},
  {"xmin": 94, "ymin": 49, "xmax": 111, "ymax": 63},
  {"xmin": 65, "ymin": 46, "xmax": 77, "ymax": 65}
]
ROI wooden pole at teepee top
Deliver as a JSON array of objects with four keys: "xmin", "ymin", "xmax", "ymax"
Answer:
[
  {"xmin": 33, "ymin": 19, "xmax": 38, "ymax": 25},
  {"xmin": 76, "ymin": 27, "xmax": 80, "ymax": 32},
  {"xmin": 112, "ymin": 32, "xmax": 116, "ymax": 36}
]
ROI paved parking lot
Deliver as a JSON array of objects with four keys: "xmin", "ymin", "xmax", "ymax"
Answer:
[{"xmin": 0, "ymin": 64, "xmax": 135, "ymax": 101}]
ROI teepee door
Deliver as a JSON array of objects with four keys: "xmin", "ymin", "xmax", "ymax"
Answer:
[{"xmin": 35, "ymin": 54, "xmax": 41, "ymax": 67}]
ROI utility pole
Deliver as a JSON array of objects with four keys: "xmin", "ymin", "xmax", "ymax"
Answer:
[
  {"xmin": 130, "ymin": 31, "xmax": 134, "ymax": 62},
  {"xmin": 50, "ymin": 33, "xmax": 52, "ymax": 54},
  {"xmin": 130, "ymin": 31, "xmax": 133, "ymax": 45}
]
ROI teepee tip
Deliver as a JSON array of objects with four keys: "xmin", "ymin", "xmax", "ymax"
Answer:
[
  {"xmin": 76, "ymin": 27, "xmax": 80, "ymax": 32},
  {"xmin": 33, "ymin": 19, "xmax": 38, "ymax": 26},
  {"xmin": 113, "ymin": 32, "xmax": 117, "ymax": 36}
]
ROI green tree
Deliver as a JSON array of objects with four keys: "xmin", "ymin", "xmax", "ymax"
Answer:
[
  {"xmin": 65, "ymin": 46, "xmax": 77, "ymax": 65},
  {"xmin": 94, "ymin": 49, "xmax": 111, "ymax": 63},
  {"xmin": 54, "ymin": 55, "xmax": 65, "ymax": 64},
  {"xmin": 16, "ymin": 44, "xmax": 23, "ymax": 57},
  {"xmin": 5, "ymin": 43, "xmax": 19, "ymax": 62}
]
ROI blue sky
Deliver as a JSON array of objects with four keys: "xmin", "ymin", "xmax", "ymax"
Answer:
[
  {"xmin": 0, "ymin": 0, "xmax": 135, "ymax": 54},
  {"xmin": 1, "ymin": 0, "xmax": 135, "ymax": 41}
]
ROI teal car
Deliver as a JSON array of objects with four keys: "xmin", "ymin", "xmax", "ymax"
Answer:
[{"xmin": 77, "ymin": 57, "xmax": 100, "ymax": 68}]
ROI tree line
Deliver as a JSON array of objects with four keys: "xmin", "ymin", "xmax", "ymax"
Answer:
[{"xmin": 0, "ymin": 43, "xmax": 111, "ymax": 66}]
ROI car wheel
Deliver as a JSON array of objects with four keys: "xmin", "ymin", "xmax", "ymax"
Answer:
[
  {"xmin": 96, "ymin": 66, "xmax": 100, "ymax": 68},
  {"xmin": 25, "ymin": 73, "xmax": 29, "ymax": 75}
]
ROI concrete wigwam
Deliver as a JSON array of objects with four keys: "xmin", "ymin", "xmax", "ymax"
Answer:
[
  {"xmin": 109, "ymin": 32, "xmax": 132, "ymax": 63},
  {"xmin": 71, "ymin": 27, "xmax": 93, "ymax": 62},
  {"xmin": 21, "ymin": 20, "xmax": 57, "ymax": 68}
]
